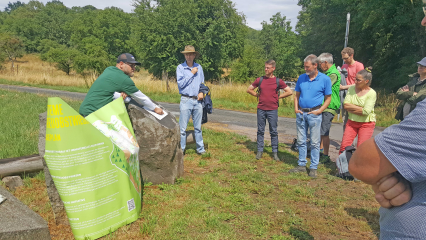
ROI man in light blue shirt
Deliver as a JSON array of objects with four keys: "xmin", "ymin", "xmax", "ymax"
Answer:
[{"xmin": 176, "ymin": 45, "xmax": 206, "ymax": 155}]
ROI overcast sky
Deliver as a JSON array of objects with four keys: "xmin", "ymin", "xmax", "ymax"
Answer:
[{"xmin": 0, "ymin": 0, "xmax": 301, "ymax": 30}]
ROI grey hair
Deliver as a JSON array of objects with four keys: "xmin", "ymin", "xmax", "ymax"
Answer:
[
  {"xmin": 304, "ymin": 54, "xmax": 318, "ymax": 65},
  {"xmin": 318, "ymin": 53, "xmax": 333, "ymax": 64},
  {"xmin": 357, "ymin": 66, "xmax": 373, "ymax": 86}
]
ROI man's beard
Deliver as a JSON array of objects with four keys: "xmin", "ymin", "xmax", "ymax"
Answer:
[
  {"xmin": 305, "ymin": 70, "xmax": 315, "ymax": 76},
  {"xmin": 126, "ymin": 71, "xmax": 134, "ymax": 77}
]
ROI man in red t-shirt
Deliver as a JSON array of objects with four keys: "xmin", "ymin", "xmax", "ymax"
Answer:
[{"xmin": 247, "ymin": 60, "xmax": 293, "ymax": 160}]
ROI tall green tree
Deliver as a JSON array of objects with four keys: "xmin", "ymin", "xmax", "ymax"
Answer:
[
  {"xmin": 229, "ymin": 39, "xmax": 266, "ymax": 83},
  {"xmin": 4, "ymin": 1, "xmax": 26, "ymax": 13},
  {"xmin": 261, "ymin": 13, "xmax": 302, "ymax": 80},
  {"xmin": 133, "ymin": 0, "xmax": 245, "ymax": 80},
  {"xmin": 35, "ymin": 0, "xmax": 72, "ymax": 46},
  {"xmin": 0, "ymin": 34, "xmax": 25, "ymax": 70},
  {"xmin": 43, "ymin": 45, "xmax": 81, "ymax": 75},
  {"xmin": 0, "ymin": 1, "xmax": 45, "ymax": 52},
  {"xmin": 296, "ymin": 0, "xmax": 426, "ymax": 90}
]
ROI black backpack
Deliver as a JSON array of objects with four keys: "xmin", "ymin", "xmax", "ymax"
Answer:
[{"xmin": 256, "ymin": 76, "xmax": 281, "ymax": 106}]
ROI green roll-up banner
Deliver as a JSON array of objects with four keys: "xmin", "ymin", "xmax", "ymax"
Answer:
[{"xmin": 44, "ymin": 97, "xmax": 141, "ymax": 240}]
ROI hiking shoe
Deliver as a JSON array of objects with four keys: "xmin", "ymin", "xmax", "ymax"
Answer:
[
  {"xmin": 273, "ymin": 152, "xmax": 280, "ymax": 161},
  {"xmin": 319, "ymin": 155, "xmax": 331, "ymax": 164},
  {"xmin": 256, "ymin": 151, "xmax": 263, "ymax": 160},
  {"xmin": 308, "ymin": 169, "xmax": 317, "ymax": 178},
  {"xmin": 288, "ymin": 166, "xmax": 306, "ymax": 173}
]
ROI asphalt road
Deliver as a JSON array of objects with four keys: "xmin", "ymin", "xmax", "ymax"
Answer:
[{"xmin": 0, "ymin": 83, "xmax": 385, "ymax": 142}]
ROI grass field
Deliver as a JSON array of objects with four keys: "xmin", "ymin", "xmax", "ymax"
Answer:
[
  {"xmin": 0, "ymin": 54, "xmax": 400, "ymax": 127},
  {"xmin": 1, "ymin": 88, "xmax": 381, "ymax": 239},
  {"xmin": 0, "ymin": 89, "xmax": 81, "ymax": 159}
]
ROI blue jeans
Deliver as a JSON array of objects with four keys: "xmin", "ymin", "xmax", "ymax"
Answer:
[
  {"xmin": 179, "ymin": 96, "xmax": 205, "ymax": 153},
  {"xmin": 257, "ymin": 109, "xmax": 278, "ymax": 153},
  {"xmin": 296, "ymin": 112, "xmax": 322, "ymax": 169}
]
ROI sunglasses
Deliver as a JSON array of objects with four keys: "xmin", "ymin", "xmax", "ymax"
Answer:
[{"xmin": 125, "ymin": 63, "xmax": 136, "ymax": 68}]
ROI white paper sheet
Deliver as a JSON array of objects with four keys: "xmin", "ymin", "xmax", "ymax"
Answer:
[
  {"xmin": 0, "ymin": 194, "xmax": 6, "ymax": 205},
  {"xmin": 143, "ymin": 107, "xmax": 168, "ymax": 120}
]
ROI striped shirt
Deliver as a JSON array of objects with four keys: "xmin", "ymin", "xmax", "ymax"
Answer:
[
  {"xmin": 375, "ymin": 99, "xmax": 426, "ymax": 239},
  {"xmin": 176, "ymin": 61, "xmax": 204, "ymax": 97}
]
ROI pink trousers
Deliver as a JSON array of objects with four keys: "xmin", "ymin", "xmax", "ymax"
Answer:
[{"xmin": 339, "ymin": 120, "xmax": 376, "ymax": 154}]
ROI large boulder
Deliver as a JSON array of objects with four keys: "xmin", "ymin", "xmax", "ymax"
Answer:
[
  {"xmin": 0, "ymin": 186, "xmax": 51, "ymax": 240},
  {"xmin": 127, "ymin": 100, "xmax": 184, "ymax": 185},
  {"xmin": 38, "ymin": 112, "xmax": 69, "ymax": 226}
]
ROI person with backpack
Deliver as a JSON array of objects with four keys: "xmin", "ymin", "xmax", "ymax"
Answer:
[
  {"xmin": 395, "ymin": 57, "xmax": 426, "ymax": 121},
  {"xmin": 246, "ymin": 60, "xmax": 293, "ymax": 161},
  {"xmin": 289, "ymin": 55, "xmax": 331, "ymax": 178},
  {"xmin": 177, "ymin": 45, "xmax": 206, "ymax": 155},
  {"xmin": 348, "ymin": 10, "xmax": 426, "ymax": 239},
  {"xmin": 318, "ymin": 53, "xmax": 341, "ymax": 163}
]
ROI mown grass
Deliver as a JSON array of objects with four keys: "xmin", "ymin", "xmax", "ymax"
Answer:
[
  {"xmin": 0, "ymin": 54, "xmax": 400, "ymax": 127},
  {"xmin": 12, "ymin": 128, "xmax": 381, "ymax": 240},
  {"xmin": 0, "ymin": 89, "xmax": 82, "ymax": 159},
  {"xmin": 4, "ymin": 88, "xmax": 381, "ymax": 239}
]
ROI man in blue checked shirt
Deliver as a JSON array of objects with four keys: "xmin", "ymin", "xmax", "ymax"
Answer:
[
  {"xmin": 348, "ymin": 6, "xmax": 426, "ymax": 239},
  {"xmin": 176, "ymin": 45, "xmax": 206, "ymax": 155}
]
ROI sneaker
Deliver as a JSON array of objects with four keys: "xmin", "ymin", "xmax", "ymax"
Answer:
[
  {"xmin": 273, "ymin": 152, "xmax": 280, "ymax": 161},
  {"xmin": 308, "ymin": 169, "xmax": 317, "ymax": 178},
  {"xmin": 256, "ymin": 151, "xmax": 263, "ymax": 160},
  {"xmin": 288, "ymin": 166, "xmax": 306, "ymax": 173},
  {"xmin": 319, "ymin": 155, "xmax": 331, "ymax": 164},
  {"xmin": 197, "ymin": 151, "xmax": 206, "ymax": 155}
]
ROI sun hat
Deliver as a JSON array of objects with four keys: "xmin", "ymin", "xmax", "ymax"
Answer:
[{"xmin": 181, "ymin": 45, "xmax": 200, "ymax": 58}]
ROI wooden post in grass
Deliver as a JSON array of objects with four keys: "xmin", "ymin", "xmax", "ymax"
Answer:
[{"xmin": 162, "ymin": 70, "xmax": 170, "ymax": 92}]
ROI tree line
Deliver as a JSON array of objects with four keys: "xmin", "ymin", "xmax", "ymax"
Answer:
[{"xmin": 0, "ymin": 0, "xmax": 425, "ymax": 90}]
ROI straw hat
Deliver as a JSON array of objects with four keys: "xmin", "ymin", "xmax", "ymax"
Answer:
[{"xmin": 181, "ymin": 45, "xmax": 200, "ymax": 58}]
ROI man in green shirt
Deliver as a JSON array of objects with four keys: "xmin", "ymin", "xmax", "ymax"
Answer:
[
  {"xmin": 318, "ymin": 53, "xmax": 341, "ymax": 162},
  {"xmin": 79, "ymin": 53, "xmax": 163, "ymax": 117}
]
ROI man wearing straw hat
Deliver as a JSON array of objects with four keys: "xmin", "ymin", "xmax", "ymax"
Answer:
[{"xmin": 176, "ymin": 45, "xmax": 206, "ymax": 155}]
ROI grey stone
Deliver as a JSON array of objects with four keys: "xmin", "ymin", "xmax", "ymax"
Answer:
[
  {"xmin": 185, "ymin": 130, "xmax": 195, "ymax": 144},
  {"xmin": 2, "ymin": 176, "xmax": 24, "ymax": 192},
  {"xmin": 38, "ymin": 112, "xmax": 69, "ymax": 226},
  {"xmin": 127, "ymin": 100, "xmax": 184, "ymax": 185},
  {"xmin": 0, "ymin": 186, "xmax": 51, "ymax": 240}
]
